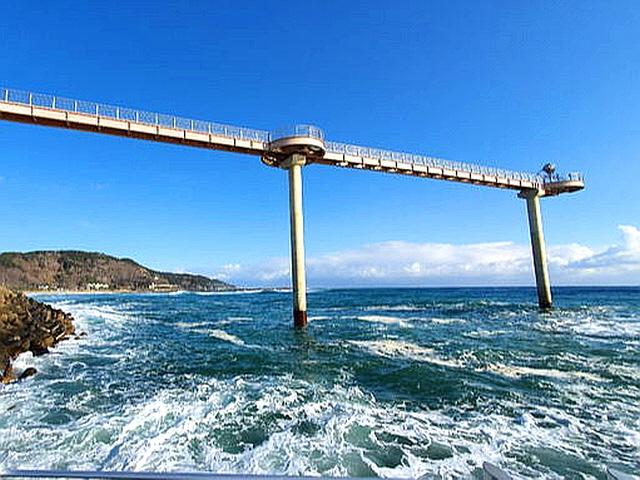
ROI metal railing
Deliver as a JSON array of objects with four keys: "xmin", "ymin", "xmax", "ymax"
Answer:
[
  {"xmin": 0, "ymin": 466, "xmax": 507, "ymax": 480},
  {"xmin": 0, "ymin": 463, "xmax": 632, "ymax": 480},
  {"xmin": 0, "ymin": 87, "xmax": 270, "ymax": 143},
  {"xmin": 0, "ymin": 87, "xmax": 583, "ymax": 187},
  {"xmin": 0, "ymin": 470, "xmax": 398, "ymax": 480},
  {"xmin": 270, "ymin": 124, "xmax": 324, "ymax": 141},
  {"xmin": 326, "ymin": 141, "xmax": 546, "ymax": 186},
  {"xmin": 542, "ymin": 171, "xmax": 584, "ymax": 184}
]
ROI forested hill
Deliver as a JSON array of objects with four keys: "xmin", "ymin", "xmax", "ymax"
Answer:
[{"xmin": 0, "ymin": 251, "xmax": 235, "ymax": 292}]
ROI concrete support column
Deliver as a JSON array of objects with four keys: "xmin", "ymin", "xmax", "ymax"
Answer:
[
  {"xmin": 521, "ymin": 189, "xmax": 552, "ymax": 309},
  {"xmin": 286, "ymin": 154, "xmax": 308, "ymax": 327}
]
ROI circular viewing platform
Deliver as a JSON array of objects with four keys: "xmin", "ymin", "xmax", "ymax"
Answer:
[
  {"xmin": 542, "ymin": 172, "xmax": 585, "ymax": 196},
  {"xmin": 264, "ymin": 125, "xmax": 326, "ymax": 165}
]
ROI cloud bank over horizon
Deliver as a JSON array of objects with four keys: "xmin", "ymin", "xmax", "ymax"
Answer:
[{"xmin": 212, "ymin": 225, "xmax": 640, "ymax": 287}]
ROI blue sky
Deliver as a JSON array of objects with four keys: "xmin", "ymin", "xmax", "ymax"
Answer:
[{"xmin": 0, "ymin": 1, "xmax": 639, "ymax": 286}]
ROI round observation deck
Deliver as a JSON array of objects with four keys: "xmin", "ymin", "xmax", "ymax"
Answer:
[
  {"xmin": 263, "ymin": 125, "xmax": 326, "ymax": 166},
  {"xmin": 541, "ymin": 172, "xmax": 585, "ymax": 197}
]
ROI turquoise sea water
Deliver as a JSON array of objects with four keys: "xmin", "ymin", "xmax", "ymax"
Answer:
[{"xmin": 0, "ymin": 287, "xmax": 638, "ymax": 479}]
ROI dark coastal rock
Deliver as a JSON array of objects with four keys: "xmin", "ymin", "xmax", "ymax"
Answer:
[
  {"xmin": 31, "ymin": 346, "xmax": 50, "ymax": 357},
  {"xmin": 18, "ymin": 367, "xmax": 37, "ymax": 380},
  {"xmin": 2, "ymin": 358, "xmax": 16, "ymax": 383},
  {"xmin": 0, "ymin": 285, "xmax": 75, "ymax": 384}
]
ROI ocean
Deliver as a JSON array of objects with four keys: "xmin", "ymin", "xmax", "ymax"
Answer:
[{"xmin": 0, "ymin": 287, "xmax": 638, "ymax": 479}]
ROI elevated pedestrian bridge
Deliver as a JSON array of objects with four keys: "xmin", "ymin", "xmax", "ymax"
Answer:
[
  {"xmin": 0, "ymin": 87, "xmax": 585, "ymax": 319},
  {"xmin": 0, "ymin": 88, "xmax": 582, "ymax": 196}
]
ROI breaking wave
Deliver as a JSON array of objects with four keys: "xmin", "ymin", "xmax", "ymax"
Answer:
[
  {"xmin": 208, "ymin": 329, "xmax": 246, "ymax": 346},
  {"xmin": 357, "ymin": 315, "xmax": 411, "ymax": 328}
]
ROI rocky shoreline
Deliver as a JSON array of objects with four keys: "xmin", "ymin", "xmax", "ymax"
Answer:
[{"xmin": 0, "ymin": 285, "xmax": 76, "ymax": 383}]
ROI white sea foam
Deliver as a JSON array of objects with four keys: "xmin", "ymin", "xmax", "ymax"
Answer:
[
  {"xmin": 535, "ymin": 307, "xmax": 640, "ymax": 340},
  {"xmin": 175, "ymin": 321, "xmax": 211, "ymax": 330},
  {"xmin": 350, "ymin": 339, "xmax": 603, "ymax": 383},
  {"xmin": 4, "ymin": 374, "xmax": 629, "ymax": 478},
  {"xmin": 1, "ymin": 363, "xmax": 637, "ymax": 478},
  {"xmin": 431, "ymin": 317, "xmax": 466, "ymax": 325},
  {"xmin": 464, "ymin": 329, "xmax": 507, "ymax": 338},
  {"xmin": 607, "ymin": 363, "xmax": 640, "ymax": 382},
  {"xmin": 208, "ymin": 329, "xmax": 246, "ymax": 346},
  {"xmin": 357, "ymin": 315, "xmax": 411, "ymax": 328},
  {"xmin": 483, "ymin": 363, "xmax": 603, "ymax": 382},
  {"xmin": 364, "ymin": 304, "xmax": 423, "ymax": 312},
  {"xmin": 349, "ymin": 339, "xmax": 463, "ymax": 369},
  {"xmin": 575, "ymin": 317, "xmax": 640, "ymax": 339},
  {"xmin": 48, "ymin": 302, "xmax": 134, "ymax": 329},
  {"xmin": 175, "ymin": 324, "xmax": 264, "ymax": 350},
  {"xmin": 194, "ymin": 289, "xmax": 265, "ymax": 296}
]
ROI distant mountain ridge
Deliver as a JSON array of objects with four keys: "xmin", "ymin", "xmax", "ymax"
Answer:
[{"xmin": 0, "ymin": 251, "xmax": 235, "ymax": 292}]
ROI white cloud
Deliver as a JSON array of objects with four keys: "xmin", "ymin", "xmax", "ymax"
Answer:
[
  {"xmin": 570, "ymin": 225, "xmax": 640, "ymax": 268},
  {"xmin": 213, "ymin": 225, "xmax": 640, "ymax": 287},
  {"xmin": 560, "ymin": 225, "xmax": 640, "ymax": 283},
  {"xmin": 213, "ymin": 263, "xmax": 243, "ymax": 281}
]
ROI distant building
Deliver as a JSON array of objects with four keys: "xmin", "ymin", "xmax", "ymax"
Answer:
[{"xmin": 149, "ymin": 282, "xmax": 177, "ymax": 292}]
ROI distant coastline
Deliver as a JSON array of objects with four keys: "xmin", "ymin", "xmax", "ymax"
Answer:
[
  {"xmin": 25, "ymin": 289, "xmax": 184, "ymax": 296},
  {"xmin": 0, "ymin": 250, "xmax": 235, "ymax": 293},
  {"xmin": 24, "ymin": 288, "xmax": 274, "ymax": 296}
]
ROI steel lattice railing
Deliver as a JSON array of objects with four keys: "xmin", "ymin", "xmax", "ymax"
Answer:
[
  {"xmin": 325, "ymin": 141, "xmax": 547, "ymax": 185},
  {"xmin": 1, "ymin": 87, "xmax": 271, "ymax": 142}
]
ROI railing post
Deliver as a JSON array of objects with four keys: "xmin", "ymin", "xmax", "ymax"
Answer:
[
  {"xmin": 74, "ymin": 100, "xmax": 78, "ymax": 112},
  {"xmin": 28, "ymin": 93, "xmax": 32, "ymax": 105},
  {"xmin": 4, "ymin": 89, "xmax": 9, "ymax": 102}
]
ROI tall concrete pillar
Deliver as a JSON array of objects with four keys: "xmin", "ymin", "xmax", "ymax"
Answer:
[
  {"xmin": 520, "ymin": 189, "xmax": 552, "ymax": 309},
  {"xmin": 286, "ymin": 154, "xmax": 308, "ymax": 327}
]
